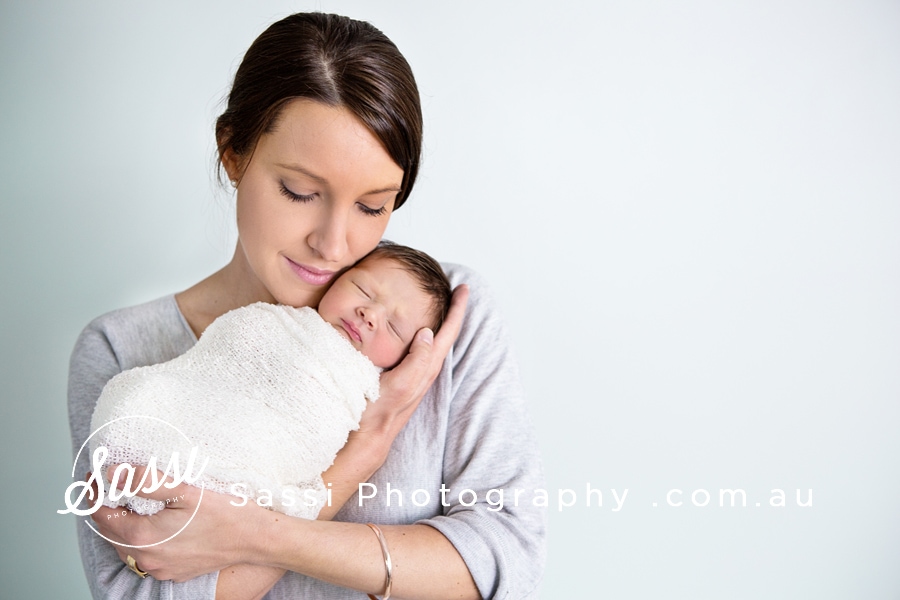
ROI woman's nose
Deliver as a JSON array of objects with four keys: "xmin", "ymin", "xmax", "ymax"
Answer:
[{"xmin": 307, "ymin": 206, "xmax": 349, "ymax": 263}]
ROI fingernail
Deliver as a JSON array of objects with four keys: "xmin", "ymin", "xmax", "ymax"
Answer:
[{"xmin": 420, "ymin": 328, "xmax": 434, "ymax": 345}]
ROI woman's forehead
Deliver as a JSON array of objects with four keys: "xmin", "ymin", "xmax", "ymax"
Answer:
[{"xmin": 259, "ymin": 100, "xmax": 404, "ymax": 191}]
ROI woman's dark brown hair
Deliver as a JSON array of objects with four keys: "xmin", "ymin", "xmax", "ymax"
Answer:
[{"xmin": 216, "ymin": 12, "xmax": 422, "ymax": 209}]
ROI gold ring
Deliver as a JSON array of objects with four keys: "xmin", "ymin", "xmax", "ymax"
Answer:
[{"xmin": 126, "ymin": 554, "xmax": 148, "ymax": 578}]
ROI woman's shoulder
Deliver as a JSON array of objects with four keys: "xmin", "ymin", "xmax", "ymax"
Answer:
[
  {"xmin": 74, "ymin": 294, "xmax": 196, "ymax": 372},
  {"xmin": 439, "ymin": 262, "xmax": 498, "ymax": 315},
  {"xmin": 438, "ymin": 262, "xmax": 512, "ymax": 359},
  {"xmin": 440, "ymin": 262, "xmax": 487, "ymax": 288}
]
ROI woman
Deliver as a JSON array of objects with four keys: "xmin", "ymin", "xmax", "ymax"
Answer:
[{"xmin": 68, "ymin": 12, "xmax": 545, "ymax": 599}]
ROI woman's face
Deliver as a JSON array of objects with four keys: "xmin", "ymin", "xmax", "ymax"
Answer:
[{"xmin": 226, "ymin": 99, "xmax": 404, "ymax": 308}]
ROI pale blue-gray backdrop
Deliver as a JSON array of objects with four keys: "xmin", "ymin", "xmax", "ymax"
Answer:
[{"xmin": 2, "ymin": 1, "xmax": 899, "ymax": 597}]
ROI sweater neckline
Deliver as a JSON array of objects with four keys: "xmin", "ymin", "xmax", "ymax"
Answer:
[{"xmin": 168, "ymin": 293, "xmax": 199, "ymax": 344}]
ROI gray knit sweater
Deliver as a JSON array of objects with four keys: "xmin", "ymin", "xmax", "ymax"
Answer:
[{"xmin": 67, "ymin": 264, "xmax": 546, "ymax": 599}]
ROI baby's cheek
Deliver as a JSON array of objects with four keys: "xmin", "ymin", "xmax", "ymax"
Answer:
[
  {"xmin": 369, "ymin": 339, "xmax": 403, "ymax": 370},
  {"xmin": 391, "ymin": 340, "xmax": 415, "ymax": 367}
]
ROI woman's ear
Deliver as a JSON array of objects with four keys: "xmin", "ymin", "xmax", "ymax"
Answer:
[{"xmin": 220, "ymin": 146, "xmax": 243, "ymax": 184}]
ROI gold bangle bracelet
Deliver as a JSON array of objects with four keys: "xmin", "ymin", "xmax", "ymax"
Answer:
[{"xmin": 366, "ymin": 522, "xmax": 393, "ymax": 600}]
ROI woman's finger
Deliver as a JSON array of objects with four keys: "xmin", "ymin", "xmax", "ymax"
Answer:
[
  {"xmin": 431, "ymin": 284, "xmax": 469, "ymax": 361},
  {"xmin": 102, "ymin": 464, "xmax": 196, "ymax": 505},
  {"xmin": 376, "ymin": 330, "xmax": 432, "ymax": 412},
  {"xmin": 85, "ymin": 472, "xmax": 128, "ymax": 542},
  {"xmin": 387, "ymin": 283, "xmax": 469, "ymax": 390},
  {"xmin": 359, "ymin": 284, "xmax": 470, "ymax": 437}
]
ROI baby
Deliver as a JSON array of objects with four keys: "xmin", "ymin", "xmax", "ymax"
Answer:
[{"xmin": 89, "ymin": 242, "xmax": 451, "ymax": 519}]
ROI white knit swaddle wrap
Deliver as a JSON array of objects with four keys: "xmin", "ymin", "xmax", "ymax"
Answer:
[{"xmin": 89, "ymin": 303, "xmax": 380, "ymax": 519}]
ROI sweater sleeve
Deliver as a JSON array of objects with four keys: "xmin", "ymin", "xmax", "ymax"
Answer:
[
  {"xmin": 67, "ymin": 314, "xmax": 218, "ymax": 600},
  {"xmin": 417, "ymin": 266, "xmax": 547, "ymax": 599}
]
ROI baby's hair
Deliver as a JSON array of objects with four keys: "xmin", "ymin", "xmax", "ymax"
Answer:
[{"xmin": 360, "ymin": 241, "xmax": 452, "ymax": 333}]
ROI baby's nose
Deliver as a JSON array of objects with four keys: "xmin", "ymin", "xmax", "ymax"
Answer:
[
  {"xmin": 358, "ymin": 304, "xmax": 383, "ymax": 329},
  {"xmin": 357, "ymin": 305, "xmax": 376, "ymax": 329}
]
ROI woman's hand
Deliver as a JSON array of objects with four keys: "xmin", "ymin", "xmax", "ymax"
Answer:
[
  {"xmin": 319, "ymin": 285, "xmax": 469, "ymax": 518},
  {"xmin": 88, "ymin": 468, "xmax": 270, "ymax": 583},
  {"xmin": 363, "ymin": 283, "xmax": 469, "ymax": 436}
]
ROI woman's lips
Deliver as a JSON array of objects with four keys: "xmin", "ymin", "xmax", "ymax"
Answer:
[
  {"xmin": 341, "ymin": 319, "xmax": 362, "ymax": 342},
  {"xmin": 285, "ymin": 257, "xmax": 336, "ymax": 286}
]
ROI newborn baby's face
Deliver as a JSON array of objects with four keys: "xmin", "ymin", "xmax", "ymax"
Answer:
[{"xmin": 317, "ymin": 256, "xmax": 435, "ymax": 369}]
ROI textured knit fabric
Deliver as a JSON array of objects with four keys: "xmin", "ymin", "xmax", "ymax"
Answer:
[
  {"xmin": 89, "ymin": 304, "xmax": 379, "ymax": 519},
  {"xmin": 67, "ymin": 264, "xmax": 547, "ymax": 599}
]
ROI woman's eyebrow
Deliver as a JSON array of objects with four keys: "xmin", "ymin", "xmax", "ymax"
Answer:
[
  {"xmin": 275, "ymin": 163, "xmax": 327, "ymax": 183},
  {"xmin": 364, "ymin": 184, "xmax": 403, "ymax": 196},
  {"xmin": 275, "ymin": 162, "xmax": 402, "ymax": 196}
]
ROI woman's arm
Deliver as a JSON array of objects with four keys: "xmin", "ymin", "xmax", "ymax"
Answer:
[
  {"xmin": 67, "ymin": 306, "xmax": 219, "ymax": 599},
  {"xmin": 320, "ymin": 284, "xmax": 470, "ymax": 518},
  {"xmin": 404, "ymin": 266, "xmax": 547, "ymax": 597},
  {"xmin": 248, "ymin": 517, "xmax": 480, "ymax": 599},
  {"xmin": 94, "ymin": 482, "xmax": 479, "ymax": 599}
]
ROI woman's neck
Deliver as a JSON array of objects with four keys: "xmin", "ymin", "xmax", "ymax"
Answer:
[{"xmin": 175, "ymin": 244, "xmax": 317, "ymax": 338}]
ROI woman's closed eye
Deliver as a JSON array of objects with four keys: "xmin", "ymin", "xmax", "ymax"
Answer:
[
  {"xmin": 279, "ymin": 178, "xmax": 389, "ymax": 216},
  {"xmin": 356, "ymin": 201, "xmax": 388, "ymax": 217},
  {"xmin": 279, "ymin": 182, "xmax": 316, "ymax": 203}
]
